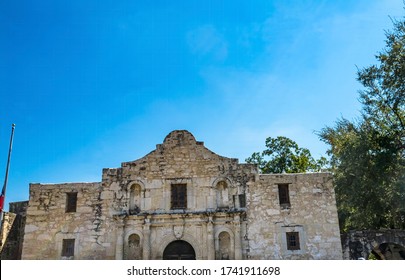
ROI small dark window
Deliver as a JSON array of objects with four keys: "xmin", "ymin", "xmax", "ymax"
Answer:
[
  {"xmin": 171, "ymin": 184, "xmax": 187, "ymax": 209},
  {"xmin": 278, "ymin": 184, "xmax": 290, "ymax": 207},
  {"xmin": 62, "ymin": 239, "xmax": 75, "ymax": 257},
  {"xmin": 286, "ymin": 232, "xmax": 300, "ymax": 250},
  {"xmin": 239, "ymin": 194, "xmax": 246, "ymax": 208},
  {"xmin": 66, "ymin": 192, "xmax": 77, "ymax": 213}
]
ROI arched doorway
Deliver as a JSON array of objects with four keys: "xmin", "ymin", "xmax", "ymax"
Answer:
[{"xmin": 163, "ymin": 240, "xmax": 196, "ymax": 260}]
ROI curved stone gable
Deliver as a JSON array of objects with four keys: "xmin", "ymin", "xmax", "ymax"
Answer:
[
  {"xmin": 119, "ymin": 130, "xmax": 240, "ymax": 179},
  {"xmin": 162, "ymin": 130, "xmax": 199, "ymax": 147}
]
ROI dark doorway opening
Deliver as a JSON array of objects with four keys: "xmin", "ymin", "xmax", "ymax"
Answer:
[{"xmin": 163, "ymin": 240, "xmax": 196, "ymax": 260}]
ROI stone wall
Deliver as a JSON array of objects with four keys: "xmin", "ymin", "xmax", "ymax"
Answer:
[
  {"xmin": 0, "ymin": 212, "xmax": 16, "ymax": 256},
  {"xmin": 247, "ymin": 173, "xmax": 342, "ymax": 259},
  {"xmin": 21, "ymin": 182, "xmax": 115, "ymax": 259},
  {"xmin": 341, "ymin": 229, "xmax": 405, "ymax": 260},
  {"xmin": 0, "ymin": 201, "xmax": 28, "ymax": 259}
]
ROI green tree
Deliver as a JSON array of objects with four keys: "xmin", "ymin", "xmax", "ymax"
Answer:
[
  {"xmin": 319, "ymin": 16, "xmax": 405, "ymax": 231},
  {"xmin": 246, "ymin": 136, "xmax": 328, "ymax": 174}
]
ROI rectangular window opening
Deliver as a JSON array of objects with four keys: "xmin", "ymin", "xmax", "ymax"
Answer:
[
  {"xmin": 62, "ymin": 239, "xmax": 75, "ymax": 257},
  {"xmin": 239, "ymin": 194, "xmax": 246, "ymax": 208},
  {"xmin": 171, "ymin": 184, "xmax": 187, "ymax": 209},
  {"xmin": 286, "ymin": 232, "xmax": 300, "ymax": 250},
  {"xmin": 66, "ymin": 192, "xmax": 77, "ymax": 213},
  {"xmin": 278, "ymin": 184, "xmax": 290, "ymax": 208}
]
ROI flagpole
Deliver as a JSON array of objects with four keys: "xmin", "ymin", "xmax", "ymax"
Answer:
[{"xmin": 0, "ymin": 124, "xmax": 15, "ymax": 224}]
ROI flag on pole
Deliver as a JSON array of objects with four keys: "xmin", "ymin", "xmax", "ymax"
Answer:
[{"xmin": 0, "ymin": 186, "xmax": 5, "ymax": 213}]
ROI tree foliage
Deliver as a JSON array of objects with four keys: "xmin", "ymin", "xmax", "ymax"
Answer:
[
  {"xmin": 319, "ymin": 16, "xmax": 405, "ymax": 231},
  {"xmin": 246, "ymin": 136, "xmax": 328, "ymax": 174}
]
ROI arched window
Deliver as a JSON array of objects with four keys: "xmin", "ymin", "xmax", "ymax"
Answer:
[{"xmin": 129, "ymin": 184, "xmax": 142, "ymax": 214}]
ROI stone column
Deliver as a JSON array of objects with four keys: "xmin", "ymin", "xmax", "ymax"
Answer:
[
  {"xmin": 115, "ymin": 218, "xmax": 125, "ymax": 260},
  {"xmin": 142, "ymin": 189, "xmax": 146, "ymax": 211},
  {"xmin": 142, "ymin": 217, "xmax": 151, "ymax": 260},
  {"xmin": 233, "ymin": 214, "xmax": 242, "ymax": 260},
  {"xmin": 207, "ymin": 216, "xmax": 215, "ymax": 260}
]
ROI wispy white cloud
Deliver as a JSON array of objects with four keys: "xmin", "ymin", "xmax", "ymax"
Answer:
[
  {"xmin": 187, "ymin": 25, "xmax": 228, "ymax": 61},
  {"xmin": 186, "ymin": 1, "xmax": 405, "ymax": 161}
]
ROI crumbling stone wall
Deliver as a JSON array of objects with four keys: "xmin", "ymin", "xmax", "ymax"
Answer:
[
  {"xmin": 341, "ymin": 229, "xmax": 405, "ymax": 260},
  {"xmin": 0, "ymin": 201, "xmax": 28, "ymax": 259},
  {"xmin": 247, "ymin": 173, "xmax": 342, "ymax": 259},
  {"xmin": 0, "ymin": 212, "xmax": 16, "ymax": 258}
]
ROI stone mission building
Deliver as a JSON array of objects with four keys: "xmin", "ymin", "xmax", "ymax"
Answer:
[{"xmin": 19, "ymin": 130, "xmax": 342, "ymax": 260}]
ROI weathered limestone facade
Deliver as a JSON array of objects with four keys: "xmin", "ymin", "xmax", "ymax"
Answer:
[
  {"xmin": 247, "ymin": 174, "xmax": 342, "ymax": 259},
  {"xmin": 19, "ymin": 130, "xmax": 342, "ymax": 260}
]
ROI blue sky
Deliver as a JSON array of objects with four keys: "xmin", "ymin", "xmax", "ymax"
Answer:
[{"xmin": 0, "ymin": 0, "xmax": 404, "ymax": 207}]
